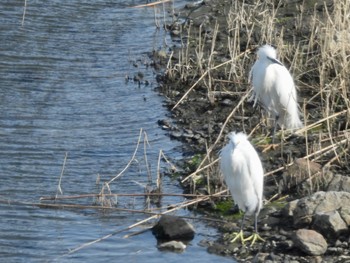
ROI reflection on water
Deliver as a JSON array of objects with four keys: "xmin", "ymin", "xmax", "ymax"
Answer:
[{"xmin": 0, "ymin": 1, "xmax": 235, "ymax": 262}]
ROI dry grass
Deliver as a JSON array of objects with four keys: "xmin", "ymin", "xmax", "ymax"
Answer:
[{"xmin": 162, "ymin": 0, "xmax": 350, "ymax": 196}]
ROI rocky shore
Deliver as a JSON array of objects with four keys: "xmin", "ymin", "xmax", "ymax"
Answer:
[{"xmin": 152, "ymin": 0, "xmax": 350, "ymax": 262}]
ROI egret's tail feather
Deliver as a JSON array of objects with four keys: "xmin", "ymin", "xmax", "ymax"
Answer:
[{"xmin": 286, "ymin": 113, "xmax": 303, "ymax": 130}]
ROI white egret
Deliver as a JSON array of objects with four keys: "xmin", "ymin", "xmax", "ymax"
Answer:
[
  {"xmin": 220, "ymin": 132, "xmax": 264, "ymax": 246},
  {"xmin": 249, "ymin": 45, "xmax": 303, "ymax": 135}
]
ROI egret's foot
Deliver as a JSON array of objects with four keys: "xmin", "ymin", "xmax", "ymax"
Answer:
[
  {"xmin": 227, "ymin": 230, "xmax": 246, "ymax": 245},
  {"xmin": 243, "ymin": 232, "xmax": 265, "ymax": 247}
]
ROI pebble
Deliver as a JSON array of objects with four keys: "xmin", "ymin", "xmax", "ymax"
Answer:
[{"xmin": 157, "ymin": 240, "xmax": 186, "ymax": 252}]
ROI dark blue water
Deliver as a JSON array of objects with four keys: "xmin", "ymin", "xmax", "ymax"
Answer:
[{"xmin": 0, "ymin": 1, "xmax": 235, "ymax": 262}]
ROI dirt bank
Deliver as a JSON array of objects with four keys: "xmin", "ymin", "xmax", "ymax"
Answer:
[{"xmin": 153, "ymin": 0, "xmax": 350, "ymax": 262}]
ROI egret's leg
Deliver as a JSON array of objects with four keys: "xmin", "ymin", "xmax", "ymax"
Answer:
[
  {"xmin": 272, "ymin": 115, "xmax": 279, "ymax": 144},
  {"xmin": 228, "ymin": 213, "xmax": 246, "ymax": 245},
  {"xmin": 243, "ymin": 213, "xmax": 265, "ymax": 246},
  {"xmin": 260, "ymin": 116, "xmax": 279, "ymax": 152}
]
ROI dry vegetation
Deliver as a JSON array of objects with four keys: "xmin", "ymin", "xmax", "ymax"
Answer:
[{"xmin": 160, "ymin": 0, "xmax": 350, "ymax": 199}]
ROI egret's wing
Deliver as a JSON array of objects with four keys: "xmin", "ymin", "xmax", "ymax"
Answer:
[
  {"xmin": 242, "ymin": 143, "xmax": 264, "ymax": 213},
  {"xmin": 220, "ymin": 143, "xmax": 247, "ymax": 211},
  {"xmin": 271, "ymin": 64, "xmax": 302, "ymax": 129}
]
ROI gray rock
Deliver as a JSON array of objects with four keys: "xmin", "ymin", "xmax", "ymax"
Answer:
[
  {"xmin": 283, "ymin": 199, "xmax": 298, "ymax": 218},
  {"xmin": 339, "ymin": 206, "xmax": 350, "ymax": 225},
  {"xmin": 292, "ymin": 229, "xmax": 328, "ymax": 256},
  {"xmin": 326, "ymin": 173, "xmax": 350, "ymax": 192},
  {"xmin": 292, "ymin": 191, "xmax": 350, "ymax": 227},
  {"xmin": 313, "ymin": 211, "xmax": 348, "ymax": 239},
  {"xmin": 152, "ymin": 215, "xmax": 195, "ymax": 241}
]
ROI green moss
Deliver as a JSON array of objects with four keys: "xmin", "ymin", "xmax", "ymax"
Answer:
[
  {"xmin": 215, "ymin": 199, "xmax": 234, "ymax": 214},
  {"xmin": 187, "ymin": 154, "xmax": 203, "ymax": 171},
  {"xmin": 251, "ymin": 135, "xmax": 272, "ymax": 145},
  {"xmin": 214, "ymin": 200, "xmax": 243, "ymax": 221},
  {"xmin": 169, "ymin": 171, "xmax": 182, "ymax": 179}
]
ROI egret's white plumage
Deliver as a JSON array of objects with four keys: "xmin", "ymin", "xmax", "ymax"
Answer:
[
  {"xmin": 220, "ymin": 132, "xmax": 264, "ymax": 245},
  {"xmin": 250, "ymin": 45, "xmax": 303, "ymax": 130}
]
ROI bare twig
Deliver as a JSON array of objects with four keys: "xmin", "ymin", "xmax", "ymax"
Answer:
[{"xmin": 131, "ymin": 0, "xmax": 172, "ymax": 8}]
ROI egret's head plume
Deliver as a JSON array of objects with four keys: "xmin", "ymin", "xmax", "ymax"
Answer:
[
  {"xmin": 257, "ymin": 45, "xmax": 277, "ymax": 60},
  {"xmin": 228, "ymin": 132, "xmax": 247, "ymax": 146}
]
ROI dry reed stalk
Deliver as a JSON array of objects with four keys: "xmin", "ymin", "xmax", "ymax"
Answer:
[
  {"xmin": 21, "ymin": 0, "xmax": 27, "ymax": 26},
  {"xmin": 55, "ymin": 152, "xmax": 68, "ymax": 199},
  {"xmin": 206, "ymin": 22, "xmax": 220, "ymax": 103},
  {"xmin": 156, "ymin": 150, "xmax": 163, "ymax": 191},
  {"xmin": 264, "ymin": 137, "xmax": 349, "ymax": 177},
  {"xmin": 131, "ymin": 0, "xmax": 172, "ymax": 8},
  {"xmin": 172, "ymin": 49, "xmax": 251, "ymax": 110},
  {"xmin": 40, "ymin": 192, "xmax": 228, "ymax": 201},
  {"xmin": 103, "ymin": 129, "xmax": 143, "ymax": 187},
  {"xmin": 143, "ymin": 131, "xmax": 152, "ymax": 184},
  {"xmin": 95, "ymin": 129, "xmax": 150, "ymax": 207},
  {"xmin": 295, "ymin": 109, "xmax": 348, "ymax": 135}
]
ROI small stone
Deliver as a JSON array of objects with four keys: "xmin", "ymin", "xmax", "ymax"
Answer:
[
  {"xmin": 169, "ymin": 131, "xmax": 182, "ymax": 139},
  {"xmin": 157, "ymin": 240, "xmax": 186, "ymax": 252},
  {"xmin": 292, "ymin": 229, "xmax": 327, "ymax": 256},
  {"xmin": 252, "ymin": 252, "xmax": 269, "ymax": 263},
  {"xmin": 221, "ymin": 99, "xmax": 233, "ymax": 106},
  {"xmin": 157, "ymin": 119, "xmax": 172, "ymax": 129},
  {"xmin": 170, "ymin": 29, "xmax": 181, "ymax": 36}
]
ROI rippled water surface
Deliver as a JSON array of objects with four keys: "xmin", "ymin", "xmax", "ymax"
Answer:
[{"xmin": 0, "ymin": 1, "xmax": 235, "ymax": 262}]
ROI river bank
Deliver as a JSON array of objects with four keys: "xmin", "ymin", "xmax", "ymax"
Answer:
[{"xmin": 154, "ymin": 0, "xmax": 350, "ymax": 262}]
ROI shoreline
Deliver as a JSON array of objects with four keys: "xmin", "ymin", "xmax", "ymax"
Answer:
[{"xmin": 153, "ymin": 0, "xmax": 350, "ymax": 262}]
